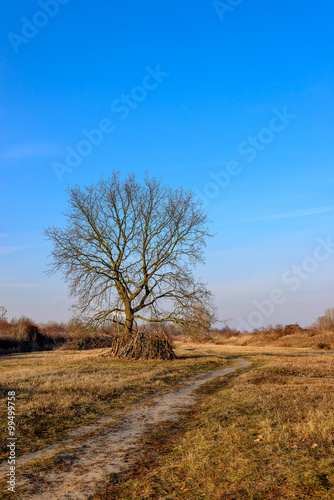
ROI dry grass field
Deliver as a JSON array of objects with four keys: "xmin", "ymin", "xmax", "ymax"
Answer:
[
  {"xmin": 0, "ymin": 347, "xmax": 228, "ymax": 463},
  {"xmin": 1, "ymin": 343, "xmax": 334, "ymax": 499},
  {"xmin": 209, "ymin": 327, "xmax": 334, "ymax": 350},
  {"xmin": 95, "ymin": 344, "xmax": 334, "ymax": 500}
]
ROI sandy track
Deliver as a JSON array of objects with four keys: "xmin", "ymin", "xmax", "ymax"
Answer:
[{"xmin": 2, "ymin": 357, "xmax": 250, "ymax": 499}]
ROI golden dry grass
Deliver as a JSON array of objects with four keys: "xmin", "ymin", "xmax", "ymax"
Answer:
[
  {"xmin": 100, "ymin": 345, "xmax": 334, "ymax": 499},
  {"xmin": 0, "ymin": 347, "xmax": 228, "ymax": 462},
  {"xmin": 211, "ymin": 329, "xmax": 334, "ymax": 350}
]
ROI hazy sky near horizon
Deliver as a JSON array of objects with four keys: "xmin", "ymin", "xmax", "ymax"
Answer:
[{"xmin": 1, "ymin": 0, "xmax": 333, "ymax": 329}]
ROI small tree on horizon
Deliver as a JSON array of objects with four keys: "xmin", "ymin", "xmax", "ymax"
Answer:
[
  {"xmin": 44, "ymin": 172, "xmax": 214, "ymax": 340},
  {"xmin": 314, "ymin": 307, "xmax": 334, "ymax": 331},
  {"xmin": 0, "ymin": 306, "xmax": 7, "ymax": 323}
]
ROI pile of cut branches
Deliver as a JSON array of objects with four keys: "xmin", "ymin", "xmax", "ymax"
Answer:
[{"xmin": 104, "ymin": 331, "xmax": 177, "ymax": 360}]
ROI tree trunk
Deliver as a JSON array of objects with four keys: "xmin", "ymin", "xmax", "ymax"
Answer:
[{"xmin": 123, "ymin": 304, "xmax": 134, "ymax": 337}]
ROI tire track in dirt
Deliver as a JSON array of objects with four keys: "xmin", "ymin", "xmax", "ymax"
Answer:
[{"xmin": 1, "ymin": 357, "xmax": 251, "ymax": 499}]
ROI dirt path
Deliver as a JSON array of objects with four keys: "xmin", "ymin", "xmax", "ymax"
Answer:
[{"xmin": 1, "ymin": 356, "xmax": 251, "ymax": 499}]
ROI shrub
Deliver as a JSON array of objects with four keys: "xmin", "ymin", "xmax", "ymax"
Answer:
[
  {"xmin": 62, "ymin": 332, "xmax": 115, "ymax": 350},
  {"xmin": 317, "ymin": 342, "xmax": 331, "ymax": 350},
  {"xmin": 0, "ymin": 319, "xmax": 67, "ymax": 355},
  {"xmin": 14, "ymin": 321, "xmax": 42, "ymax": 343}
]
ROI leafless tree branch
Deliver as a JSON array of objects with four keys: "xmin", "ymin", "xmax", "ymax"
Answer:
[{"xmin": 44, "ymin": 171, "xmax": 214, "ymax": 335}]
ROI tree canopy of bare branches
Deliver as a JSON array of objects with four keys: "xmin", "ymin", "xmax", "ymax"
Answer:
[{"xmin": 44, "ymin": 172, "xmax": 214, "ymax": 336}]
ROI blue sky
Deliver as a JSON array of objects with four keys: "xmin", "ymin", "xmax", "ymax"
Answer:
[{"xmin": 1, "ymin": 0, "xmax": 333, "ymax": 328}]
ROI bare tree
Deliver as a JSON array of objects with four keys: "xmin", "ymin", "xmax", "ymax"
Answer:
[
  {"xmin": 177, "ymin": 293, "xmax": 218, "ymax": 341},
  {"xmin": 314, "ymin": 307, "xmax": 334, "ymax": 331},
  {"xmin": 0, "ymin": 306, "xmax": 7, "ymax": 322},
  {"xmin": 44, "ymin": 172, "xmax": 214, "ymax": 336}
]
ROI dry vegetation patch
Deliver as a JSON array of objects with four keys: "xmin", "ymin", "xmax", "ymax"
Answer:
[
  {"xmin": 210, "ymin": 326, "xmax": 334, "ymax": 351},
  {"xmin": 99, "ymin": 349, "xmax": 334, "ymax": 499},
  {"xmin": 0, "ymin": 348, "xmax": 228, "ymax": 463}
]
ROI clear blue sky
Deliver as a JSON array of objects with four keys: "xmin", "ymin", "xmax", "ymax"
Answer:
[{"xmin": 1, "ymin": 0, "xmax": 333, "ymax": 329}]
